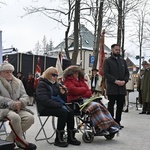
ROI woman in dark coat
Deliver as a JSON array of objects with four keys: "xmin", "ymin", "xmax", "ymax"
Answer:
[
  {"xmin": 25, "ymin": 73, "xmax": 35, "ymax": 106},
  {"xmin": 63, "ymin": 65, "xmax": 120, "ymax": 135},
  {"xmin": 36, "ymin": 67, "xmax": 80, "ymax": 147}
]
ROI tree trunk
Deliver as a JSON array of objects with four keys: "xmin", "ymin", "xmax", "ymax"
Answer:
[
  {"xmin": 93, "ymin": 0, "xmax": 104, "ymax": 69},
  {"xmin": 117, "ymin": 0, "xmax": 122, "ymax": 49},
  {"xmin": 64, "ymin": 29, "xmax": 71, "ymax": 60},
  {"xmin": 71, "ymin": 0, "xmax": 80, "ymax": 65}
]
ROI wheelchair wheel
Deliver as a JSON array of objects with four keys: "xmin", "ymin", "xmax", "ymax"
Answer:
[
  {"xmin": 104, "ymin": 134, "xmax": 115, "ymax": 140},
  {"xmin": 82, "ymin": 131, "xmax": 94, "ymax": 143}
]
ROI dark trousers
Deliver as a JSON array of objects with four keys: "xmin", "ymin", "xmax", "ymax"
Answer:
[
  {"xmin": 107, "ymin": 95, "xmax": 125, "ymax": 124},
  {"xmin": 143, "ymin": 102, "xmax": 150, "ymax": 112},
  {"xmin": 40, "ymin": 107, "xmax": 75, "ymax": 131}
]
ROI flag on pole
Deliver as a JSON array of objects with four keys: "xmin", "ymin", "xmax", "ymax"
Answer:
[
  {"xmin": 98, "ymin": 29, "xmax": 105, "ymax": 76},
  {"xmin": 56, "ymin": 50, "xmax": 63, "ymax": 79},
  {"xmin": 34, "ymin": 57, "xmax": 41, "ymax": 89}
]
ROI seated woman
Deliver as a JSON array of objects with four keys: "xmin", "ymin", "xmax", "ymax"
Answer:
[
  {"xmin": 63, "ymin": 65, "xmax": 120, "ymax": 135},
  {"xmin": 36, "ymin": 66, "xmax": 80, "ymax": 147}
]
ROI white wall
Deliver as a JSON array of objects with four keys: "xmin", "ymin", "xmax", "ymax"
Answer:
[{"xmin": 0, "ymin": 31, "xmax": 2, "ymax": 63}]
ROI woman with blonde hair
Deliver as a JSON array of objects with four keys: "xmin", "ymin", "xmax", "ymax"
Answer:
[{"xmin": 36, "ymin": 67, "xmax": 80, "ymax": 147}]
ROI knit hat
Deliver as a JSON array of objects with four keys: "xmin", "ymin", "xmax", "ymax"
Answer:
[{"xmin": 0, "ymin": 61, "xmax": 15, "ymax": 72}]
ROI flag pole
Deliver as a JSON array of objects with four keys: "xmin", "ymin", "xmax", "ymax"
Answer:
[{"xmin": 99, "ymin": 29, "xmax": 105, "ymax": 95}]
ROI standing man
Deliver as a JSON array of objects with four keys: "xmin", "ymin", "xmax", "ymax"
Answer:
[
  {"xmin": 102, "ymin": 44, "xmax": 129, "ymax": 129},
  {"xmin": 137, "ymin": 61, "xmax": 149, "ymax": 113},
  {"xmin": 139, "ymin": 61, "xmax": 150, "ymax": 114}
]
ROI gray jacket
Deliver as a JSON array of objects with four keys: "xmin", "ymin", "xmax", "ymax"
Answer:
[
  {"xmin": 102, "ymin": 55, "xmax": 129, "ymax": 95},
  {"xmin": 0, "ymin": 75, "xmax": 33, "ymax": 119}
]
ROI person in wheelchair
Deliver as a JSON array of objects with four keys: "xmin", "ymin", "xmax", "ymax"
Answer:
[
  {"xmin": 36, "ymin": 66, "xmax": 81, "ymax": 147},
  {"xmin": 63, "ymin": 65, "xmax": 120, "ymax": 136}
]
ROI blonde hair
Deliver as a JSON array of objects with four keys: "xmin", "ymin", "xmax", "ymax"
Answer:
[{"xmin": 41, "ymin": 66, "xmax": 58, "ymax": 80}]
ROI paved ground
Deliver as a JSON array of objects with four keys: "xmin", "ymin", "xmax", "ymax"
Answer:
[{"xmin": 1, "ymin": 92, "xmax": 150, "ymax": 150}]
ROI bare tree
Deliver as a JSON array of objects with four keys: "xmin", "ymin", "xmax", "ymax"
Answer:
[
  {"xmin": 34, "ymin": 41, "xmax": 41, "ymax": 55},
  {"xmin": 92, "ymin": 0, "xmax": 105, "ymax": 69},
  {"xmin": 42, "ymin": 35, "xmax": 47, "ymax": 54},
  {"xmin": 24, "ymin": 0, "xmax": 75, "ymax": 60},
  {"xmin": 107, "ymin": 0, "xmax": 142, "ymax": 57},
  {"xmin": 71, "ymin": 0, "xmax": 80, "ymax": 65},
  {"xmin": 130, "ymin": 0, "xmax": 150, "ymax": 70}
]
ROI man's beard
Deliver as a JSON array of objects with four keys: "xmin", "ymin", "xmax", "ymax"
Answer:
[{"xmin": 113, "ymin": 53, "xmax": 120, "ymax": 57}]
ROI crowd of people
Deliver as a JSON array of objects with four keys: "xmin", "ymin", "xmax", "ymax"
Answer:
[{"xmin": 0, "ymin": 43, "xmax": 149, "ymax": 149}]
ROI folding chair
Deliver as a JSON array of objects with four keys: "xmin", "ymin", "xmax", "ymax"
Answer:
[
  {"xmin": 34, "ymin": 93, "xmax": 56, "ymax": 144},
  {"xmin": 0, "ymin": 119, "xmax": 8, "ymax": 137}
]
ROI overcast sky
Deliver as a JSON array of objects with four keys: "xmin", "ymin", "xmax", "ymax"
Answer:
[
  {"xmin": 0, "ymin": 0, "xmax": 67, "ymax": 52},
  {"xmin": 0, "ymin": 0, "xmax": 150, "ymax": 59}
]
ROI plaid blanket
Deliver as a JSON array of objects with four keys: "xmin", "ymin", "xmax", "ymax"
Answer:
[{"xmin": 83, "ymin": 101, "xmax": 119, "ymax": 130}]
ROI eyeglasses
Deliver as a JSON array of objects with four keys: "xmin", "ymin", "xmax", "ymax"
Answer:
[{"xmin": 52, "ymin": 74, "xmax": 58, "ymax": 77}]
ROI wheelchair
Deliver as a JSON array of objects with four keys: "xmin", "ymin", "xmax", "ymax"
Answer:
[{"xmin": 52, "ymin": 97, "xmax": 117, "ymax": 143}]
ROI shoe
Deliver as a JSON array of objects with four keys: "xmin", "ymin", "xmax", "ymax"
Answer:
[
  {"xmin": 119, "ymin": 125, "xmax": 124, "ymax": 130},
  {"xmin": 67, "ymin": 129, "xmax": 81, "ymax": 145},
  {"xmin": 124, "ymin": 108, "xmax": 129, "ymax": 112},
  {"xmin": 108, "ymin": 126, "xmax": 119, "ymax": 134},
  {"xmin": 139, "ymin": 111, "xmax": 146, "ymax": 114},
  {"xmin": 146, "ymin": 112, "xmax": 150, "ymax": 115},
  {"xmin": 54, "ymin": 138, "xmax": 68, "ymax": 147},
  {"xmin": 17, "ymin": 143, "xmax": 37, "ymax": 150},
  {"xmin": 98, "ymin": 130, "xmax": 110, "ymax": 136}
]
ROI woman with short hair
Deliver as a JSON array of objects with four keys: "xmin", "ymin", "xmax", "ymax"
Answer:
[{"xmin": 36, "ymin": 66, "xmax": 81, "ymax": 147}]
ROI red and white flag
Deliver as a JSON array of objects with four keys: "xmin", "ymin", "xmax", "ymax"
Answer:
[
  {"xmin": 34, "ymin": 57, "xmax": 41, "ymax": 89},
  {"xmin": 98, "ymin": 29, "xmax": 105, "ymax": 76}
]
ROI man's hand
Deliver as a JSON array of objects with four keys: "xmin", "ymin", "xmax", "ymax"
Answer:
[
  {"xmin": 115, "ymin": 80, "xmax": 125, "ymax": 86},
  {"xmin": 13, "ymin": 101, "xmax": 22, "ymax": 113}
]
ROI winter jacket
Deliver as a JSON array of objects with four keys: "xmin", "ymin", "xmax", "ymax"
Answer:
[
  {"xmin": 141, "ymin": 68, "xmax": 150, "ymax": 103},
  {"xmin": 102, "ymin": 55, "xmax": 129, "ymax": 95},
  {"xmin": 25, "ymin": 77, "xmax": 35, "ymax": 96},
  {"xmin": 0, "ymin": 75, "xmax": 33, "ymax": 119},
  {"xmin": 36, "ymin": 78, "xmax": 65, "ymax": 114},
  {"xmin": 64, "ymin": 75, "xmax": 92, "ymax": 102}
]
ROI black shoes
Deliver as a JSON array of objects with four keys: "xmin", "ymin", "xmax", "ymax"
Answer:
[
  {"xmin": 119, "ymin": 125, "xmax": 124, "ymax": 130},
  {"xmin": 146, "ymin": 112, "xmax": 150, "ymax": 115},
  {"xmin": 17, "ymin": 143, "xmax": 37, "ymax": 150},
  {"xmin": 54, "ymin": 138, "xmax": 68, "ymax": 147},
  {"xmin": 124, "ymin": 108, "xmax": 129, "ymax": 112},
  {"xmin": 139, "ymin": 111, "xmax": 146, "ymax": 114},
  {"xmin": 139, "ymin": 111, "xmax": 150, "ymax": 114}
]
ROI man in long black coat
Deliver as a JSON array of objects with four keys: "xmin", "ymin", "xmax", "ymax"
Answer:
[{"xmin": 103, "ymin": 44, "xmax": 129, "ymax": 129}]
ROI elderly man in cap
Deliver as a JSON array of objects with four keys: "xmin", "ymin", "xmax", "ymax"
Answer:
[
  {"xmin": 0, "ymin": 62, "xmax": 37, "ymax": 150},
  {"xmin": 138, "ymin": 61, "xmax": 150, "ymax": 114}
]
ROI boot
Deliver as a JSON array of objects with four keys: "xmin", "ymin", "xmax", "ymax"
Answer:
[
  {"xmin": 67, "ymin": 129, "xmax": 81, "ymax": 145},
  {"xmin": 54, "ymin": 130, "xmax": 68, "ymax": 147}
]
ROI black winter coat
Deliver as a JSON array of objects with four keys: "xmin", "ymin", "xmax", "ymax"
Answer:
[
  {"xmin": 36, "ymin": 78, "xmax": 66, "ymax": 114},
  {"xmin": 102, "ymin": 55, "xmax": 129, "ymax": 95}
]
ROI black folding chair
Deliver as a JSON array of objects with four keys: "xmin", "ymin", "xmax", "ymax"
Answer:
[
  {"xmin": 0, "ymin": 119, "xmax": 8, "ymax": 137},
  {"xmin": 34, "ymin": 93, "xmax": 55, "ymax": 144}
]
